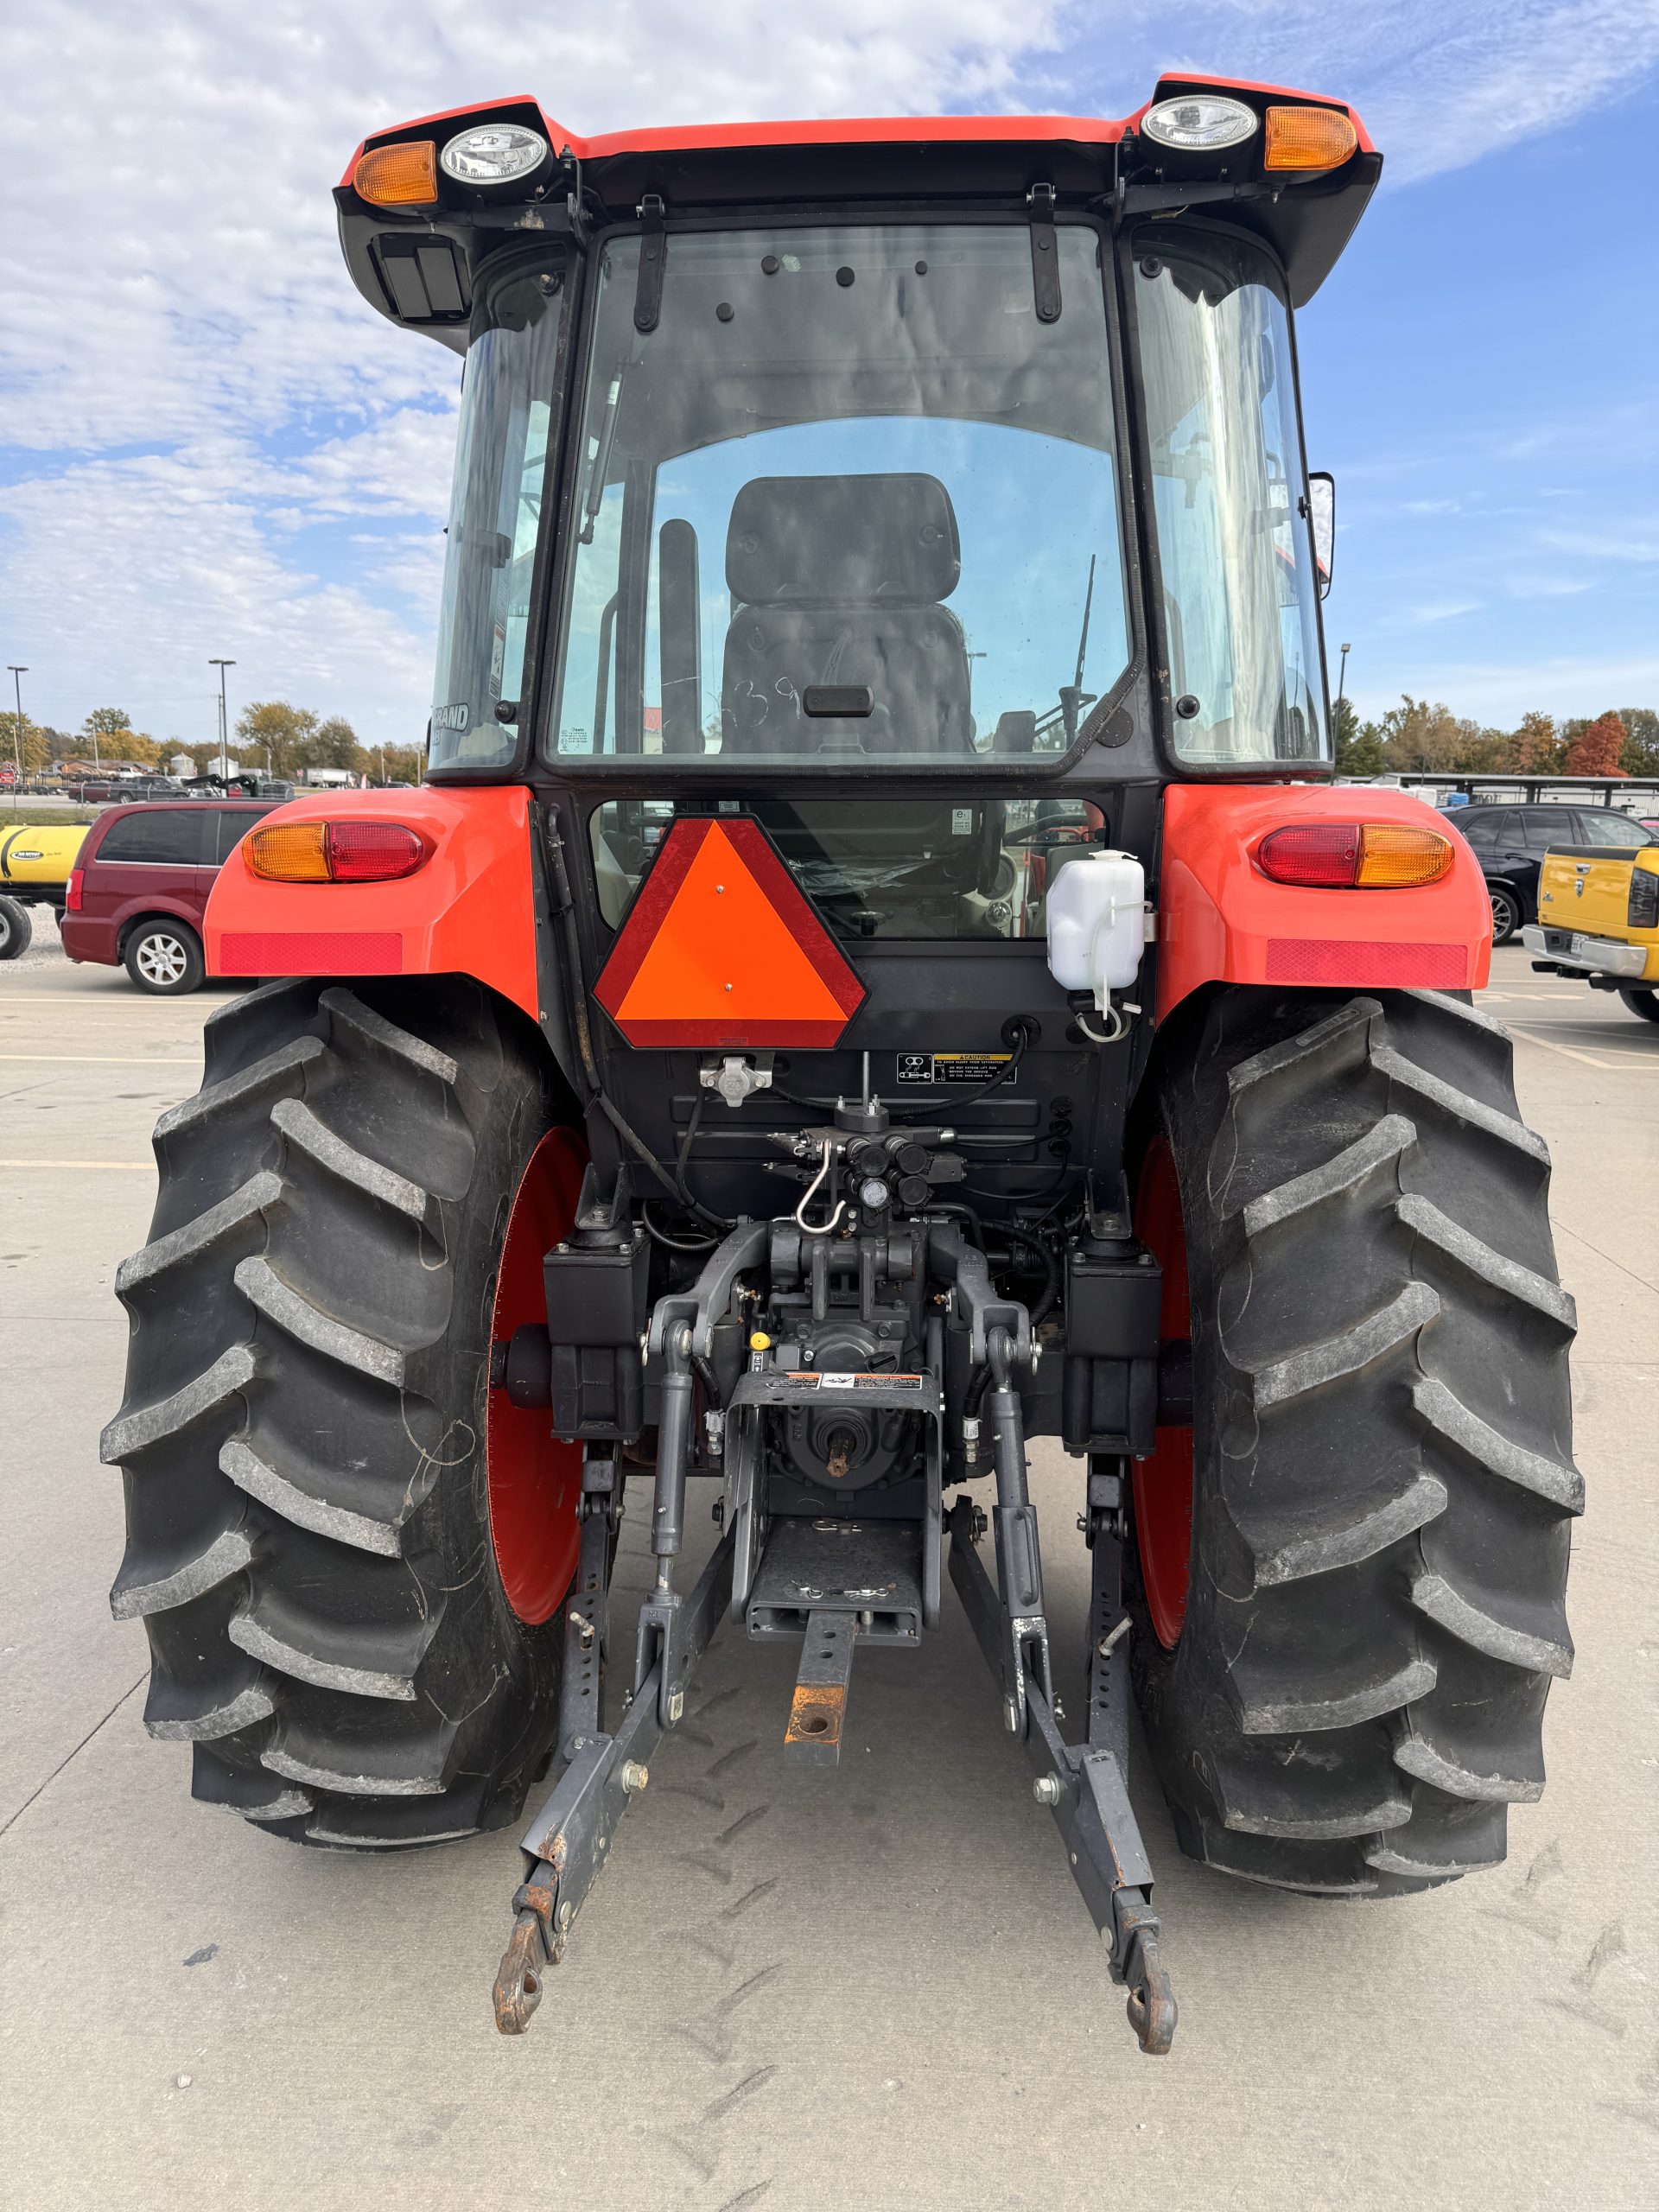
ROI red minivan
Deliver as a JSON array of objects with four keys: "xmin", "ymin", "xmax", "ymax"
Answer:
[{"xmin": 60, "ymin": 799, "xmax": 277, "ymax": 995}]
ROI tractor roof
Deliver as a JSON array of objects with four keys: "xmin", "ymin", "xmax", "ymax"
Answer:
[{"xmin": 337, "ymin": 74, "xmax": 1380, "ymax": 351}]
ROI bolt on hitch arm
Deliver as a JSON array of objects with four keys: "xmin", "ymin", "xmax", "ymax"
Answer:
[
  {"xmin": 947, "ymin": 1492, "xmax": 1177, "ymax": 2054},
  {"xmin": 493, "ymin": 1521, "xmax": 736, "ymax": 2034}
]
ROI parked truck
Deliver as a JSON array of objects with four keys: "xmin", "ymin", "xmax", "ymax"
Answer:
[{"xmin": 1526, "ymin": 833, "xmax": 1659, "ymax": 1021}]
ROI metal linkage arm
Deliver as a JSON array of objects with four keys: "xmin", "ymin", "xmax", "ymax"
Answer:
[
  {"xmin": 947, "ymin": 1497, "xmax": 1177, "ymax": 2055},
  {"xmin": 493, "ymin": 1525, "xmax": 736, "ymax": 2035},
  {"xmin": 926, "ymin": 1221, "xmax": 1030, "ymax": 1369}
]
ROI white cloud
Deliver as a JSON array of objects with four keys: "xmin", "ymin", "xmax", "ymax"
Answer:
[
  {"xmin": 1407, "ymin": 597, "xmax": 1483, "ymax": 624},
  {"xmin": 0, "ymin": 1, "xmax": 1071, "ymax": 739}
]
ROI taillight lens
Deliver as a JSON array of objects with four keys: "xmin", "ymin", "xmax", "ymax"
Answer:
[
  {"xmin": 1353, "ymin": 824, "xmax": 1454, "ymax": 888},
  {"xmin": 1256, "ymin": 823, "xmax": 1452, "ymax": 889},
  {"xmin": 1255, "ymin": 823, "xmax": 1360, "ymax": 887},
  {"xmin": 1629, "ymin": 866, "xmax": 1659, "ymax": 931},
  {"xmin": 65, "ymin": 868, "xmax": 84, "ymax": 912},
  {"xmin": 245, "ymin": 820, "xmax": 429, "ymax": 885},
  {"xmin": 327, "ymin": 821, "xmax": 429, "ymax": 882},
  {"xmin": 353, "ymin": 141, "xmax": 438, "ymax": 208},
  {"xmin": 1262, "ymin": 105, "xmax": 1359, "ymax": 172}
]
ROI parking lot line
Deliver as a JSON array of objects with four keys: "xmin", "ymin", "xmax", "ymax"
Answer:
[
  {"xmin": 1505, "ymin": 1031, "xmax": 1624, "ymax": 1071},
  {"xmin": 0, "ymin": 1158, "xmax": 154, "ymax": 1171}
]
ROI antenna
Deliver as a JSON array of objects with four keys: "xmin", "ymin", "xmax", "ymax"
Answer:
[
  {"xmin": 1072, "ymin": 553, "xmax": 1096, "ymax": 692},
  {"xmin": 1058, "ymin": 555, "xmax": 1099, "ymax": 744}
]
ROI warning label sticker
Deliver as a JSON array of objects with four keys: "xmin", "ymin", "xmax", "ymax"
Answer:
[
  {"xmin": 895, "ymin": 1052, "xmax": 1014, "ymax": 1086},
  {"xmin": 780, "ymin": 1372, "xmax": 926, "ymax": 1392}
]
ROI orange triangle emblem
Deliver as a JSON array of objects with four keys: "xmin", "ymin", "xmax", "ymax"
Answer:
[{"xmin": 594, "ymin": 817, "xmax": 865, "ymax": 1049}]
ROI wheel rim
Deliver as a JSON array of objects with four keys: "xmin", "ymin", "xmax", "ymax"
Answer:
[
  {"xmin": 137, "ymin": 934, "xmax": 188, "ymax": 984},
  {"xmin": 1132, "ymin": 1135, "xmax": 1194, "ymax": 1649},
  {"xmin": 486, "ymin": 1128, "xmax": 588, "ymax": 1624},
  {"xmin": 1491, "ymin": 893, "xmax": 1512, "ymax": 935}
]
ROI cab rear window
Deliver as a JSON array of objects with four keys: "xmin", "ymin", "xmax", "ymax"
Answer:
[{"xmin": 590, "ymin": 798, "xmax": 1104, "ymax": 940}]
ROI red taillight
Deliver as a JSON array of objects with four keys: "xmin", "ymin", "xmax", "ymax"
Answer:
[
  {"xmin": 66, "ymin": 868, "xmax": 84, "ymax": 912},
  {"xmin": 1256, "ymin": 823, "xmax": 1452, "ymax": 890},
  {"xmin": 1256, "ymin": 824, "xmax": 1361, "ymax": 887},
  {"xmin": 245, "ymin": 819, "xmax": 429, "ymax": 885},
  {"xmin": 325, "ymin": 822, "xmax": 428, "ymax": 883}
]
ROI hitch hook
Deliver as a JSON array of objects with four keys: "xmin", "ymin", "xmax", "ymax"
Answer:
[
  {"xmin": 1118, "ymin": 1905, "xmax": 1178, "ymax": 2056},
  {"xmin": 493, "ymin": 1880, "xmax": 557, "ymax": 2035}
]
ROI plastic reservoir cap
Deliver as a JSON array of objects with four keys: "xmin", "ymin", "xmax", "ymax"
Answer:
[{"xmin": 749, "ymin": 1332, "xmax": 772, "ymax": 1351}]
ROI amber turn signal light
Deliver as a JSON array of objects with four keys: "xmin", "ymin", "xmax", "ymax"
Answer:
[
  {"xmin": 353, "ymin": 140, "xmax": 439, "ymax": 208},
  {"xmin": 246, "ymin": 820, "xmax": 429, "ymax": 885},
  {"xmin": 1263, "ymin": 105, "xmax": 1359, "ymax": 172},
  {"xmin": 1256, "ymin": 823, "xmax": 1452, "ymax": 889}
]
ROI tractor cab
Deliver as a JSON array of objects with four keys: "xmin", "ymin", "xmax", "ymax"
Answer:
[{"xmin": 340, "ymin": 86, "xmax": 1373, "ymax": 802}]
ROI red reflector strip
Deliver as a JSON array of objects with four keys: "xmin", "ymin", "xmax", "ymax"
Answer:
[
  {"xmin": 219, "ymin": 931, "xmax": 403, "ymax": 975},
  {"xmin": 1265, "ymin": 939, "xmax": 1466, "ymax": 988},
  {"xmin": 617, "ymin": 1017, "xmax": 855, "ymax": 1048}
]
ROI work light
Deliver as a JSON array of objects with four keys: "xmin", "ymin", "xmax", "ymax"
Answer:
[
  {"xmin": 440, "ymin": 123, "xmax": 549, "ymax": 185},
  {"xmin": 1140, "ymin": 94, "xmax": 1257, "ymax": 151}
]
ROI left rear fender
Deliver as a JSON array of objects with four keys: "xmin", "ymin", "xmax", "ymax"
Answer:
[{"xmin": 204, "ymin": 785, "xmax": 540, "ymax": 1020}]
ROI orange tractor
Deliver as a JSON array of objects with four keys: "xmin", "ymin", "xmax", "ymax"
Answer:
[{"xmin": 105, "ymin": 79, "xmax": 1579, "ymax": 2054}]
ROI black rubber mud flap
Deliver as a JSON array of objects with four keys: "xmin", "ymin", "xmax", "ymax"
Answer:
[
  {"xmin": 1128, "ymin": 988, "xmax": 1580, "ymax": 1893},
  {"xmin": 104, "ymin": 976, "xmax": 577, "ymax": 1847}
]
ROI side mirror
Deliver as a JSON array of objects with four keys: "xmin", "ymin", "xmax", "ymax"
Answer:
[{"xmin": 1306, "ymin": 472, "xmax": 1335, "ymax": 600}]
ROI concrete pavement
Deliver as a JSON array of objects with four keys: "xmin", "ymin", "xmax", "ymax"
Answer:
[{"xmin": 2, "ymin": 922, "xmax": 1655, "ymax": 2210}]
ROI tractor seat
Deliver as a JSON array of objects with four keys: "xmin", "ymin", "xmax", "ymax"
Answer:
[{"xmin": 720, "ymin": 473, "xmax": 973, "ymax": 757}]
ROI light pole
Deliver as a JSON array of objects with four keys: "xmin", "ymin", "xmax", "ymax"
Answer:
[
  {"xmin": 209, "ymin": 658, "xmax": 236, "ymax": 779},
  {"xmin": 6, "ymin": 666, "xmax": 24, "ymax": 787}
]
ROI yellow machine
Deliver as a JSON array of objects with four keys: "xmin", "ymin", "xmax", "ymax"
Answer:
[
  {"xmin": 0, "ymin": 823, "xmax": 87, "ymax": 897},
  {"xmin": 1525, "ymin": 837, "xmax": 1659, "ymax": 1021}
]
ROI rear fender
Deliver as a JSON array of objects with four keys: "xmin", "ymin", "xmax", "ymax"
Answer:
[
  {"xmin": 1156, "ymin": 784, "xmax": 1491, "ymax": 1021},
  {"xmin": 203, "ymin": 785, "xmax": 540, "ymax": 1020}
]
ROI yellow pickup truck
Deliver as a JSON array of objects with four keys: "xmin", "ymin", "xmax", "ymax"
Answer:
[{"xmin": 1523, "ymin": 828, "xmax": 1659, "ymax": 1023}]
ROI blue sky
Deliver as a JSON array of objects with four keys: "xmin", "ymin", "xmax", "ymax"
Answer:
[{"xmin": 2, "ymin": 3, "xmax": 1656, "ymax": 747}]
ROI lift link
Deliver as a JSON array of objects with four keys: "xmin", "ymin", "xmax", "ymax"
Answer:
[
  {"xmin": 947, "ymin": 1491, "xmax": 1177, "ymax": 2056},
  {"xmin": 493, "ymin": 1526, "xmax": 736, "ymax": 2034}
]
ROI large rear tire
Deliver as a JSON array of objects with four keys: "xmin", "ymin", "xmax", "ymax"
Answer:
[
  {"xmin": 103, "ymin": 976, "xmax": 585, "ymax": 1847},
  {"xmin": 1128, "ymin": 988, "xmax": 1580, "ymax": 1893}
]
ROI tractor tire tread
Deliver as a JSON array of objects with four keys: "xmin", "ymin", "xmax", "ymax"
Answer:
[
  {"xmin": 1133, "ymin": 987, "xmax": 1577, "ymax": 1896},
  {"xmin": 105, "ymin": 975, "xmax": 569, "ymax": 1847}
]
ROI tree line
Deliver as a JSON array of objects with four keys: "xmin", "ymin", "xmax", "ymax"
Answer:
[
  {"xmin": 10, "ymin": 692, "xmax": 1655, "ymax": 789},
  {"xmin": 0, "ymin": 701, "xmax": 423, "ymax": 784},
  {"xmin": 1334, "ymin": 699, "xmax": 1656, "ymax": 781}
]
